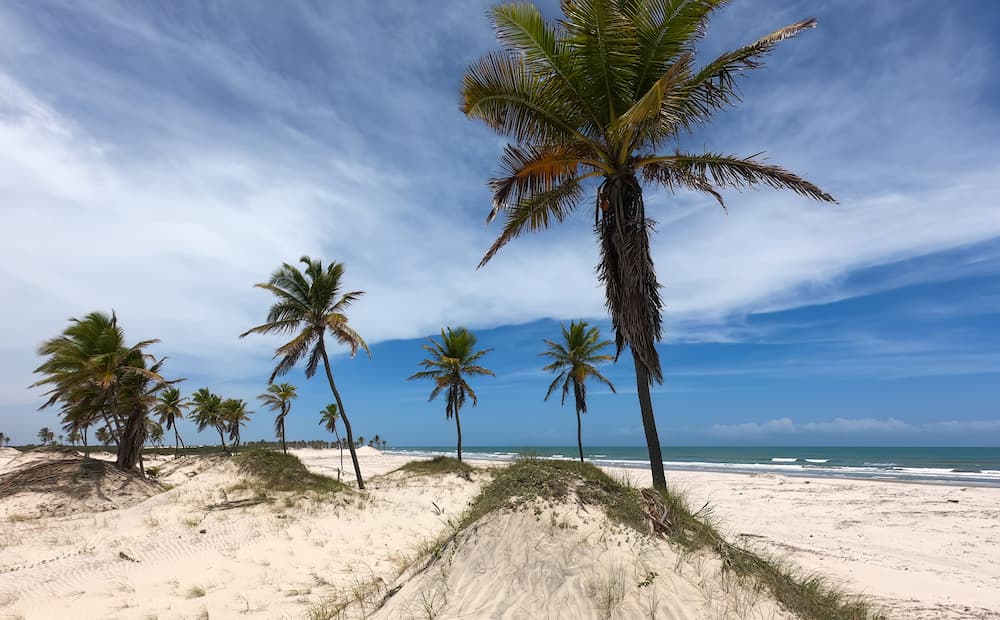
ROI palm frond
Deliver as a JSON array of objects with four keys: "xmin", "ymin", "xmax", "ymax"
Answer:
[
  {"xmin": 669, "ymin": 18, "xmax": 818, "ymax": 132},
  {"xmin": 480, "ymin": 177, "xmax": 584, "ymax": 267},
  {"xmin": 638, "ymin": 151, "xmax": 835, "ymax": 203},
  {"xmin": 461, "ymin": 50, "xmax": 587, "ymax": 143},
  {"xmin": 490, "ymin": 2, "xmax": 603, "ymax": 131}
]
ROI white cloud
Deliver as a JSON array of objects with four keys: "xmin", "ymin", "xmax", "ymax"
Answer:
[{"xmin": 0, "ymin": 1, "xmax": 998, "ymax": 441}]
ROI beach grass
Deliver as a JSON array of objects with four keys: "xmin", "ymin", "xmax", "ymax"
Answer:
[
  {"xmin": 454, "ymin": 458, "xmax": 884, "ymax": 620},
  {"xmin": 395, "ymin": 456, "xmax": 474, "ymax": 477},
  {"xmin": 234, "ymin": 449, "xmax": 347, "ymax": 495},
  {"xmin": 459, "ymin": 458, "xmax": 645, "ymax": 532}
]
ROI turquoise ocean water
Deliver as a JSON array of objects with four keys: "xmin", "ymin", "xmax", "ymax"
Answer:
[{"xmin": 388, "ymin": 446, "xmax": 1000, "ymax": 487}]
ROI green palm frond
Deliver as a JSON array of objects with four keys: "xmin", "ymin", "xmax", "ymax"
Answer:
[
  {"xmin": 540, "ymin": 321, "xmax": 615, "ymax": 411},
  {"xmin": 241, "ymin": 256, "xmax": 369, "ymax": 381}
]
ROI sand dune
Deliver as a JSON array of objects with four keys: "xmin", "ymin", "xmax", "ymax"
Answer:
[
  {"xmin": 375, "ymin": 499, "xmax": 791, "ymax": 620},
  {"xmin": 2, "ymin": 449, "xmax": 998, "ymax": 619},
  {"xmin": 0, "ymin": 451, "xmax": 480, "ymax": 619}
]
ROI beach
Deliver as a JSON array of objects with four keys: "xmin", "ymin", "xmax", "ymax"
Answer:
[{"xmin": 1, "ymin": 447, "xmax": 997, "ymax": 619}]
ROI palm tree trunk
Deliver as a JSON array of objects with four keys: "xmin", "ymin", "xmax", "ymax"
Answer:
[
  {"xmin": 453, "ymin": 391, "xmax": 463, "ymax": 463},
  {"xmin": 280, "ymin": 413, "xmax": 287, "ymax": 455},
  {"xmin": 633, "ymin": 350, "xmax": 666, "ymax": 489},
  {"xmin": 319, "ymin": 340, "xmax": 365, "ymax": 490},
  {"xmin": 335, "ymin": 428, "xmax": 343, "ymax": 481},
  {"xmin": 573, "ymin": 380, "xmax": 587, "ymax": 465},
  {"xmin": 216, "ymin": 426, "xmax": 229, "ymax": 456},
  {"xmin": 174, "ymin": 427, "xmax": 182, "ymax": 459},
  {"xmin": 116, "ymin": 410, "xmax": 145, "ymax": 471},
  {"xmin": 599, "ymin": 175, "xmax": 667, "ymax": 490}
]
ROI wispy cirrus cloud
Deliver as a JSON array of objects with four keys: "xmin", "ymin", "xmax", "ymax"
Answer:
[{"xmin": 1, "ymin": 1, "xmax": 998, "ymax": 443}]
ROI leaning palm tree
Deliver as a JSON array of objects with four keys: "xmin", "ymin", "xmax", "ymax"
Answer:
[
  {"xmin": 541, "ymin": 321, "xmax": 616, "ymax": 464},
  {"xmin": 221, "ymin": 399, "xmax": 251, "ymax": 455},
  {"xmin": 155, "ymin": 387, "xmax": 189, "ymax": 458},
  {"xmin": 409, "ymin": 327, "xmax": 494, "ymax": 462},
  {"xmin": 240, "ymin": 256, "xmax": 371, "ymax": 489},
  {"xmin": 191, "ymin": 388, "xmax": 228, "ymax": 454},
  {"xmin": 37, "ymin": 427, "xmax": 54, "ymax": 446},
  {"xmin": 319, "ymin": 403, "xmax": 345, "ymax": 480},
  {"xmin": 257, "ymin": 383, "xmax": 297, "ymax": 455},
  {"xmin": 32, "ymin": 311, "xmax": 164, "ymax": 470},
  {"xmin": 461, "ymin": 2, "xmax": 834, "ymax": 488}
]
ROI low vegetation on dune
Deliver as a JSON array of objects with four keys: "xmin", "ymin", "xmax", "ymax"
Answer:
[
  {"xmin": 395, "ymin": 456, "xmax": 474, "ymax": 478},
  {"xmin": 460, "ymin": 459, "xmax": 644, "ymax": 532},
  {"xmin": 434, "ymin": 460, "xmax": 884, "ymax": 620},
  {"xmin": 0, "ymin": 458, "xmax": 162, "ymax": 518},
  {"xmin": 234, "ymin": 449, "xmax": 348, "ymax": 495}
]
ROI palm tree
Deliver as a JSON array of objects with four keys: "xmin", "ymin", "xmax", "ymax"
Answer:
[
  {"xmin": 32, "ymin": 311, "xmax": 164, "ymax": 470},
  {"xmin": 221, "ymin": 399, "xmax": 251, "ymax": 455},
  {"xmin": 461, "ymin": 2, "xmax": 834, "ymax": 489},
  {"xmin": 541, "ymin": 321, "xmax": 616, "ymax": 464},
  {"xmin": 319, "ymin": 403, "xmax": 344, "ymax": 480},
  {"xmin": 60, "ymin": 406, "xmax": 92, "ymax": 457},
  {"xmin": 240, "ymin": 256, "xmax": 371, "ymax": 489},
  {"xmin": 95, "ymin": 426, "xmax": 111, "ymax": 447},
  {"xmin": 155, "ymin": 387, "xmax": 189, "ymax": 458},
  {"xmin": 0, "ymin": 432, "xmax": 7, "ymax": 447},
  {"xmin": 37, "ymin": 427, "xmax": 54, "ymax": 446},
  {"xmin": 146, "ymin": 419, "xmax": 165, "ymax": 448},
  {"xmin": 191, "ymin": 388, "xmax": 228, "ymax": 454},
  {"xmin": 409, "ymin": 327, "xmax": 495, "ymax": 462},
  {"xmin": 257, "ymin": 383, "xmax": 297, "ymax": 455}
]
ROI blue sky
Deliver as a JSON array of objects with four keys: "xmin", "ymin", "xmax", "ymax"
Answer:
[{"xmin": 1, "ymin": 1, "xmax": 999, "ymax": 446}]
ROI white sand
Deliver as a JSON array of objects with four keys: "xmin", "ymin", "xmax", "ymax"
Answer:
[
  {"xmin": 374, "ymin": 499, "xmax": 792, "ymax": 620},
  {"xmin": 601, "ymin": 466, "xmax": 1000, "ymax": 620},
  {"xmin": 1, "ymin": 449, "xmax": 997, "ymax": 619}
]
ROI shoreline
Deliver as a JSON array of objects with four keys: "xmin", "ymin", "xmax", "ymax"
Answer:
[{"xmin": 385, "ymin": 448, "xmax": 1000, "ymax": 488}]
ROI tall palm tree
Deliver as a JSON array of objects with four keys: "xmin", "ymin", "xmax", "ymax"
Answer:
[
  {"xmin": 222, "ymin": 398, "xmax": 251, "ymax": 455},
  {"xmin": 409, "ymin": 327, "xmax": 495, "ymax": 462},
  {"xmin": 32, "ymin": 311, "xmax": 164, "ymax": 470},
  {"xmin": 461, "ymin": 2, "xmax": 834, "ymax": 489},
  {"xmin": 240, "ymin": 256, "xmax": 371, "ymax": 489},
  {"xmin": 541, "ymin": 321, "xmax": 616, "ymax": 464},
  {"xmin": 37, "ymin": 427, "xmax": 54, "ymax": 446},
  {"xmin": 319, "ymin": 403, "xmax": 344, "ymax": 480},
  {"xmin": 257, "ymin": 383, "xmax": 297, "ymax": 455},
  {"xmin": 155, "ymin": 387, "xmax": 189, "ymax": 458},
  {"xmin": 191, "ymin": 388, "xmax": 228, "ymax": 454}
]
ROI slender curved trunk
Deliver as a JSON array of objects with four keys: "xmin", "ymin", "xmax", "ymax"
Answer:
[
  {"xmin": 82, "ymin": 428, "xmax": 90, "ymax": 458},
  {"xmin": 174, "ymin": 427, "xmax": 185, "ymax": 459},
  {"xmin": 335, "ymin": 428, "xmax": 343, "ymax": 481},
  {"xmin": 216, "ymin": 425, "xmax": 229, "ymax": 456},
  {"xmin": 319, "ymin": 340, "xmax": 365, "ymax": 490},
  {"xmin": 455, "ymin": 409, "xmax": 463, "ymax": 463},
  {"xmin": 598, "ymin": 175, "xmax": 666, "ymax": 490},
  {"xmin": 573, "ymin": 382, "xmax": 585, "ymax": 465},
  {"xmin": 279, "ymin": 411, "xmax": 287, "ymax": 455},
  {"xmin": 633, "ymin": 350, "xmax": 666, "ymax": 489}
]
